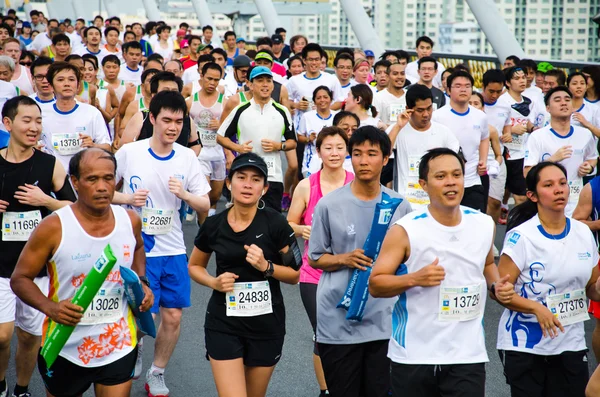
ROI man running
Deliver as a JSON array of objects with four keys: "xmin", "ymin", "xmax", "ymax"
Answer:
[
  {"xmin": 408, "ymin": 57, "xmax": 446, "ymax": 110},
  {"xmin": 0, "ymin": 96, "xmax": 76, "ymax": 397},
  {"xmin": 404, "ymin": 36, "xmax": 446, "ymax": 89},
  {"xmin": 113, "ymin": 90, "xmax": 210, "ymax": 397},
  {"xmin": 10, "ymin": 148, "xmax": 154, "ymax": 397},
  {"xmin": 308, "ymin": 126, "xmax": 412, "ymax": 397},
  {"xmin": 370, "ymin": 147, "xmax": 514, "ymax": 397},
  {"xmin": 118, "ymin": 41, "xmax": 144, "ymax": 86},
  {"xmin": 28, "ymin": 56, "xmax": 56, "ymax": 113}
]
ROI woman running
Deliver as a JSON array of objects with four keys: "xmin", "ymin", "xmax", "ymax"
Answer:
[
  {"xmin": 287, "ymin": 127, "xmax": 354, "ymax": 397},
  {"xmin": 497, "ymin": 161, "xmax": 600, "ymax": 397},
  {"xmin": 344, "ymin": 84, "xmax": 386, "ymax": 129},
  {"xmin": 189, "ymin": 153, "xmax": 301, "ymax": 397}
]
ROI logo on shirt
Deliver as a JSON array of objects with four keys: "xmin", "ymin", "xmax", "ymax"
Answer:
[
  {"xmin": 123, "ymin": 244, "xmax": 131, "ymax": 261},
  {"xmin": 346, "ymin": 224, "xmax": 356, "ymax": 235},
  {"xmin": 256, "ymin": 234, "xmax": 263, "ymax": 239},
  {"xmin": 449, "ymin": 235, "xmax": 459, "ymax": 242},
  {"xmin": 506, "ymin": 232, "xmax": 521, "ymax": 247},
  {"xmin": 75, "ymin": 126, "xmax": 86, "ymax": 133},
  {"xmin": 71, "ymin": 253, "xmax": 92, "ymax": 262},
  {"xmin": 578, "ymin": 252, "xmax": 592, "ymax": 260},
  {"xmin": 71, "ymin": 273, "xmax": 86, "ymax": 287},
  {"xmin": 541, "ymin": 152, "xmax": 550, "ymax": 161}
]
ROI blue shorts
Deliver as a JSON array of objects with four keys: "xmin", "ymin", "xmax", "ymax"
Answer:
[{"xmin": 145, "ymin": 254, "xmax": 190, "ymax": 313}]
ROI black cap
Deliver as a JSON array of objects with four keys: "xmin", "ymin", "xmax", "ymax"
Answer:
[
  {"xmin": 230, "ymin": 153, "xmax": 269, "ymax": 179},
  {"xmin": 271, "ymin": 34, "xmax": 283, "ymax": 45}
]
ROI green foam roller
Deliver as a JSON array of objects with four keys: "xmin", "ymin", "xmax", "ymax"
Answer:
[{"xmin": 41, "ymin": 244, "xmax": 118, "ymax": 368}]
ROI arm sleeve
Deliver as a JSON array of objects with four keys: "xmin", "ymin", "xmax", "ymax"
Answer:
[
  {"xmin": 447, "ymin": 129, "xmax": 461, "ymax": 153},
  {"xmin": 194, "ymin": 220, "xmax": 213, "ymax": 253},
  {"xmin": 297, "ymin": 113, "xmax": 308, "ymax": 137},
  {"xmin": 282, "ymin": 107, "xmax": 296, "ymax": 141},
  {"xmin": 523, "ymin": 134, "xmax": 540, "ymax": 167},
  {"xmin": 480, "ymin": 114, "xmax": 490, "ymax": 140},
  {"xmin": 186, "ymin": 151, "xmax": 212, "ymax": 196},
  {"xmin": 584, "ymin": 133, "xmax": 598, "ymax": 161},
  {"xmin": 307, "ymin": 201, "xmax": 332, "ymax": 261},
  {"xmin": 501, "ymin": 229, "xmax": 527, "ymax": 272},
  {"xmin": 331, "ymin": 78, "xmax": 344, "ymax": 103},
  {"xmin": 274, "ymin": 214, "xmax": 296, "ymax": 251}
]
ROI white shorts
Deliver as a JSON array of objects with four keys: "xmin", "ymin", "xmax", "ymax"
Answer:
[
  {"xmin": 488, "ymin": 160, "xmax": 507, "ymax": 202},
  {"xmin": 0, "ymin": 276, "xmax": 48, "ymax": 336},
  {"xmin": 199, "ymin": 159, "xmax": 226, "ymax": 181}
]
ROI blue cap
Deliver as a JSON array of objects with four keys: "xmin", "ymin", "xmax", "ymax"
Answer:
[
  {"xmin": 236, "ymin": 37, "xmax": 246, "ymax": 43},
  {"xmin": 365, "ymin": 50, "xmax": 375, "ymax": 57},
  {"xmin": 249, "ymin": 66, "xmax": 273, "ymax": 81},
  {"xmin": 21, "ymin": 21, "xmax": 31, "ymax": 28}
]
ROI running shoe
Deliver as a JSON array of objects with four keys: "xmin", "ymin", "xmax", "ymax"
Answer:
[
  {"xmin": 281, "ymin": 193, "xmax": 291, "ymax": 212},
  {"xmin": 498, "ymin": 207, "xmax": 508, "ymax": 225},
  {"xmin": 133, "ymin": 338, "xmax": 144, "ymax": 380},
  {"xmin": 0, "ymin": 382, "xmax": 7, "ymax": 397},
  {"xmin": 11, "ymin": 393, "xmax": 31, "ymax": 397},
  {"xmin": 145, "ymin": 368, "xmax": 169, "ymax": 397}
]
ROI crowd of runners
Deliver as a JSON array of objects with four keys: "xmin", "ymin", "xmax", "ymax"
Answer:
[{"xmin": 0, "ymin": 7, "xmax": 599, "ymax": 397}]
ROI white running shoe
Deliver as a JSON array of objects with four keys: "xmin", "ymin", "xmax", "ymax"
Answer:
[
  {"xmin": 133, "ymin": 338, "xmax": 144, "ymax": 380},
  {"xmin": 145, "ymin": 368, "xmax": 169, "ymax": 397}
]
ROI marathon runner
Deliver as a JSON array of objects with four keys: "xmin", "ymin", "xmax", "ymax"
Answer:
[
  {"xmin": 189, "ymin": 153, "xmax": 301, "ymax": 397},
  {"xmin": 10, "ymin": 148, "xmax": 154, "ymax": 397},
  {"xmin": 404, "ymin": 36, "xmax": 445, "ymax": 89},
  {"xmin": 370, "ymin": 147, "xmax": 514, "ymax": 397}
]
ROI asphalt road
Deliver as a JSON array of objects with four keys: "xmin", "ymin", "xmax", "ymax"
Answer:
[{"xmin": 6, "ymin": 219, "xmax": 599, "ymax": 397}]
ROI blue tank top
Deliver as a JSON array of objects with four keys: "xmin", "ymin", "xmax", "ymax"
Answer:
[{"xmin": 226, "ymin": 48, "xmax": 240, "ymax": 66}]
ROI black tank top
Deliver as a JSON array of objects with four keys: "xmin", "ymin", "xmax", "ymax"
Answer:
[
  {"xmin": 0, "ymin": 149, "xmax": 55, "ymax": 278},
  {"xmin": 138, "ymin": 111, "xmax": 191, "ymax": 147}
]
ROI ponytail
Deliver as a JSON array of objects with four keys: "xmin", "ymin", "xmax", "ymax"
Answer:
[{"xmin": 370, "ymin": 104, "xmax": 378, "ymax": 118}]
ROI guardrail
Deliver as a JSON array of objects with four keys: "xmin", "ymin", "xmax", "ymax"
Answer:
[{"xmin": 248, "ymin": 42, "xmax": 593, "ymax": 88}]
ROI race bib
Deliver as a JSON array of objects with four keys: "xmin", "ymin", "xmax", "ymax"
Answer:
[
  {"xmin": 2, "ymin": 210, "xmax": 41, "ymax": 241},
  {"xmin": 389, "ymin": 104, "xmax": 406, "ymax": 122},
  {"xmin": 569, "ymin": 179, "xmax": 583, "ymax": 204},
  {"xmin": 263, "ymin": 154, "xmax": 276, "ymax": 177},
  {"xmin": 52, "ymin": 133, "xmax": 82, "ymax": 156},
  {"xmin": 439, "ymin": 284, "xmax": 483, "ymax": 322},
  {"xmin": 141, "ymin": 207, "xmax": 174, "ymax": 235},
  {"xmin": 406, "ymin": 182, "xmax": 430, "ymax": 206},
  {"xmin": 226, "ymin": 281, "xmax": 273, "ymax": 317},
  {"xmin": 547, "ymin": 288, "xmax": 588, "ymax": 327},
  {"xmin": 199, "ymin": 128, "xmax": 217, "ymax": 147},
  {"xmin": 80, "ymin": 288, "xmax": 123, "ymax": 325},
  {"xmin": 408, "ymin": 156, "xmax": 421, "ymax": 177},
  {"xmin": 504, "ymin": 134, "xmax": 524, "ymax": 152}
]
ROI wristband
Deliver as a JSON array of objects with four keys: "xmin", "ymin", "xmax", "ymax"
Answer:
[{"xmin": 263, "ymin": 260, "xmax": 274, "ymax": 278}]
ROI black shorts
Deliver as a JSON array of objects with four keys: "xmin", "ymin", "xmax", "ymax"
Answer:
[
  {"xmin": 505, "ymin": 158, "xmax": 527, "ymax": 196},
  {"xmin": 299, "ymin": 282, "xmax": 318, "ymax": 355},
  {"xmin": 205, "ymin": 328, "xmax": 284, "ymax": 367},
  {"xmin": 461, "ymin": 184, "xmax": 486, "ymax": 213},
  {"xmin": 499, "ymin": 349, "xmax": 588, "ymax": 397},
  {"xmin": 391, "ymin": 361, "xmax": 485, "ymax": 397},
  {"xmin": 381, "ymin": 157, "xmax": 395, "ymax": 185},
  {"xmin": 263, "ymin": 181, "xmax": 284, "ymax": 213},
  {"xmin": 38, "ymin": 346, "xmax": 137, "ymax": 397},
  {"xmin": 318, "ymin": 340, "xmax": 390, "ymax": 397}
]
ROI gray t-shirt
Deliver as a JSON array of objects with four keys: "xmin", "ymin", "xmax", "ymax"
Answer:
[{"xmin": 308, "ymin": 183, "xmax": 412, "ymax": 344}]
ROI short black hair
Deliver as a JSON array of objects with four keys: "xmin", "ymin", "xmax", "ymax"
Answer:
[
  {"xmin": 567, "ymin": 71, "xmax": 586, "ymax": 87},
  {"xmin": 111, "ymin": 16, "xmax": 121, "ymax": 24},
  {"xmin": 29, "ymin": 10, "xmax": 39, "ymax": 17},
  {"xmin": 147, "ymin": 53, "xmax": 164, "ymax": 63},
  {"xmin": 482, "ymin": 69, "xmax": 506, "ymax": 88},
  {"xmin": 406, "ymin": 84, "xmax": 433, "ymax": 109},
  {"xmin": 379, "ymin": 50, "xmax": 400, "ymax": 61},
  {"xmin": 94, "ymin": 15, "xmax": 104, "ymax": 22},
  {"xmin": 504, "ymin": 66, "xmax": 525, "ymax": 85},
  {"xmin": 302, "ymin": 43, "xmax": 324, "ymax": 59},
  {"xmin": 416, "ymin": 35, "xmax": 434, "ymax": 48},
  {"xmin": 417, "ymin": 56, "xmax": 437, "ymax": 70},
  {"xmin": 505, "ymin": 55, "xmax": 521, "ymax": 65},
  {"xmin": 333, "ymin": 111, "xmax": 360, "ymax": 128},
  {"xmin": 82, "ymin": 54, "xmax": 99, "ymax": 70},
  {"xmin": 145, "ymin": 21, "xmax": 157, "ymax": 33},
  {"xmin": 47, "ymin": 61, "xmax": 81, "ymax": 85},
  {"xmin": 334, "ymin": 53, "xmax": 353, "ymax": 67},
  {"xmin": 102, "ymin": 54, "xmax": 121, "ymax": 67},
  {"xmin": 418, "ymin": 148, "xmax": 465, "ymax": 181},
  {"xmin": 156, "ymin": 25, "xmax": 171, "ymax": 35},
  {"xmin": 275, "ymin": 27, "xmax": 286, "ymax": 34},
  {"xmin": 374, "ymin": 60, "xmax": 391, "ymax": 72},
  {"xmin": 518, "ymin": 59, "xmax": 537, "ymax": 73},
  {"xmin": 335, "ymin": 47, "xmax": 354, "ymax": 59},
  {"xmin": 396, "ymin": 50, "xmax": 410, "ymax": 63},
  {"xmin": 30, "ymin": 56, "xmax": 53, "ymax": 76},
  {"xmin": 122, "ymin": 40, "xmax": 142, "ymax": 53},
  {"xmin": 312, "ymin": 85, "xmax": 332, "ymax": 102},
  {"xmin": 447, "ymin": 70, "xmax": 474, "ymax": 90},
  {"xmin": 201, "ymin": 62, "xmax": 223, "ymax": 78},
  {"xmin": 210, "ymin": 48, "xmax": 227, "ymax": 60},
  {"xmin": 224, "ymin": 30, "xmax": 236, "ymax": 40},
  {"xmin": 69, "ymin": 148, "xmax": 117, "ymax": 179},
  {"xmin": 179, "ymin": 22, "xmax": 189, "ymax": 29},
  {"xmin": 2, "ymin": 95, "xmax": 40, "ymax": 121},
  {"xmin": 123, "ymin": 31, "xmax": 136, "ymax": 41},
  {"xmin": 150, "ymin": 71, "xmax": 183, "ymax": 94},
  {"xmin": 202, "ymin": 25, "xmax": 213, "ymax": 32},
  {"xmin": 84, "ymin": 26, "xmax": 102, "ymax": 38},
  {"xmin": 104, "ymin": 26, "xmax": 119, "ymax": 37},
  {"xmin": 544, "ymin": 86, "xmax": 572, "ymax": 106},
  {"xmin": 545, "ymin": 69, "xmax": 567, "ymax": 86},
  {"xmin": 348, "ymin": 126, "xmax": 392, "ymax": 157},
  {"xmin": 197, "ymin": 54, "xmax": 215, "ymax": 66},
  {"xmin": 141, "ymin": 68, "xmax": 160, "ymax": 84},
  {"xmin": 149, "ymin": 90, "xmax": 187, "ymax": 119},
  {"xmin": 256, "ymin": 36, "xmax": 273, "ymax": 48},
  {"xmin": 51, "ymin": 33, "xmax": 70, "ymax": 46}
]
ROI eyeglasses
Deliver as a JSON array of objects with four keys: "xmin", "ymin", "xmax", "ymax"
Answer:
[{"xmin": 33, "ymin": 74, "xmax": 47, "ymax": 81}]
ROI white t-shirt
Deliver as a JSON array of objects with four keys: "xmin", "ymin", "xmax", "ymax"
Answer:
[
  {"xmin": 373, "ymin": 88, "xmax": 407, "ymax": 125},
  {"xmin": 432, "ymin": 105, "xmax": 489, "ymax": 187},
  {"xmin": 0, "ymin": 80, "xmax": 17, "ymax": 112},
  {"xmin": 498, "ymin": 216, "xmax": 598, "ymax": 355},
  {"xmin": 572, "ymin": 102, "xmax": 600, "ymax": 131},
  {"xmin": 405, "ymin": 60, "xmax": 446, "ymax": 89},
  {"xmin": 524, "ymin": 125, "xmax": 597, "ymax": 216},
  {"xmin": 29, "ymin": 93, "xmax": 56, "ymax": 116},
  {"xmin": 41, "ymin": 102, "xmax": 111, "ymax": 170},
  {"xmin": 28, "ymin": 32, "xmax": 52, "ymax": 53},
  {"xmin": 118, "ymin": 64, "xmax": 144, "ymax": 86},
  {"xmin": 115, "ymin": 139, "xmax": 211, "ymax": 257},
  {"xmin": 390, "ymin": 206, "xmax": 494, "ymax": 365},
  {"xmin": 75, "ymin": 47, "xmax": 111, "ymax": 67},
  {"xmin": 339, "ymin": 81, "xmax": 355, "ymax": 100},
  {"xmin": 297, "ymin": 110, "xmax": 336, "ymax": 176},
  {"xmin": 523, "ymin": 85, "xmax": 544, "ymax": 106},
  {"xmin": 286, "ymin": 72, "xmax": 344, "ymax": 128},
  {"xmin": 498, "ymin": 92, "xmax": 544, "ymax": 160},
  {"xmin": 395, "ymin": 121, "xmax": 460, "ymax": 210}
]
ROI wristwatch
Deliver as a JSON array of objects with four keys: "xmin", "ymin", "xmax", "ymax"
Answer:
[
  {"xmin": 139, "ymin": 276, "xmax": 151, "ymax": 288},
  {"xmin": 263, "ymin": 260, "xmax": 275, "ymax": 278},
  {"xmin": 281, "ymin": 142, "xmax": 287, "ymax": 151}
]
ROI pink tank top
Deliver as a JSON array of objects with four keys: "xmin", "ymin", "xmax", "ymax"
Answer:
[{"xmin": 300, "ymin": 170, "xmax": 354, "ymax": 284}]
